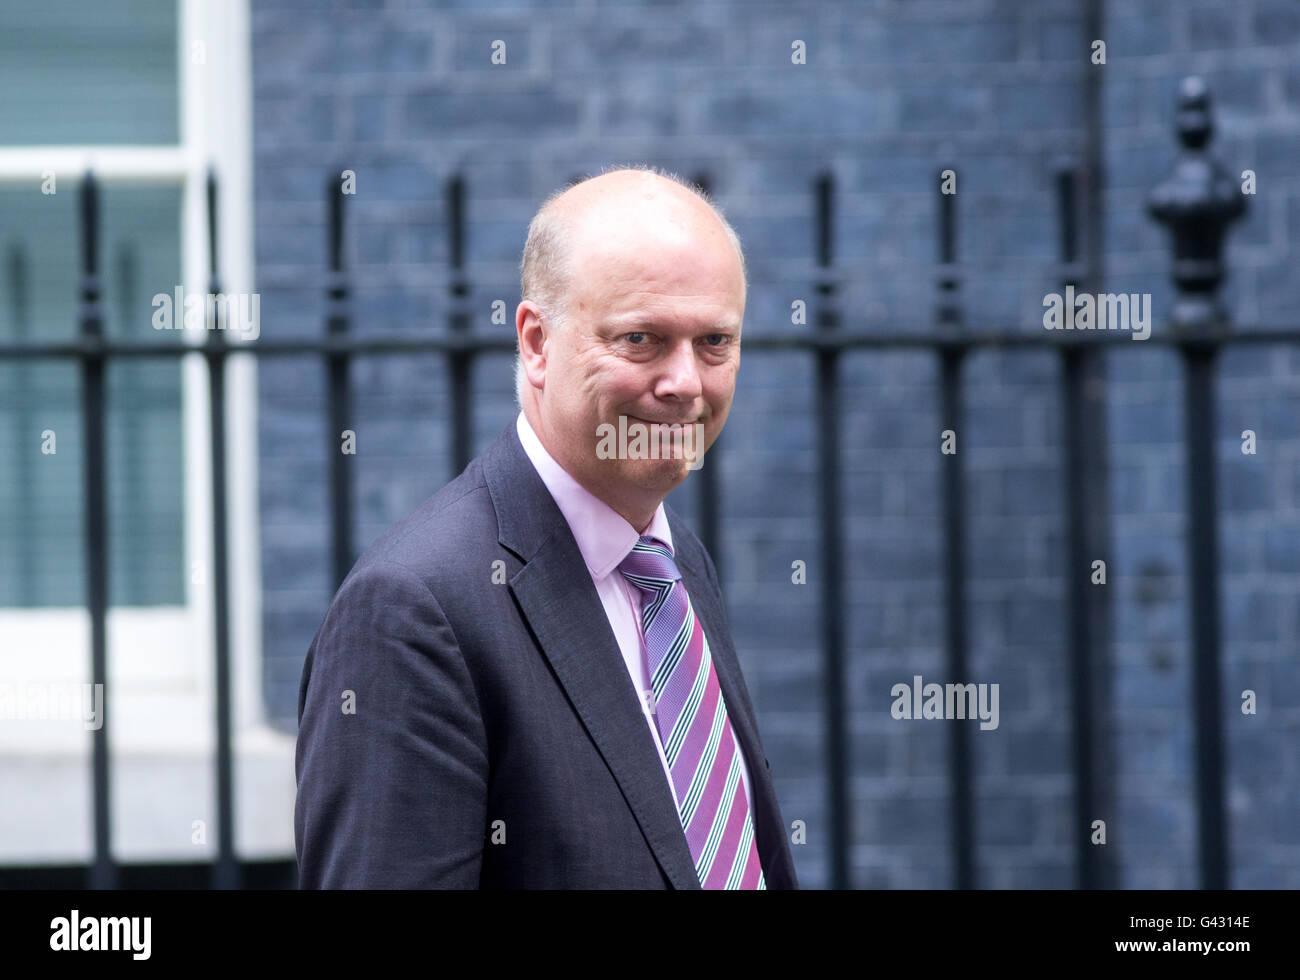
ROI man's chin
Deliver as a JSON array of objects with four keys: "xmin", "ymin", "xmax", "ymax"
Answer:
[{"xmin": 619, "ymin": 456, "xmax": 696, "ymax": 490}]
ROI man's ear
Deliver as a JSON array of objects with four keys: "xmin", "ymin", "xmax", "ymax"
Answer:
[{"xmin": 516, "ymin": 301, "xmax": 547, "ymax": 390}]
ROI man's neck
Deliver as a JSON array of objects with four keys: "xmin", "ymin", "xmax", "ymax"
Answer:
[{"xmin": 524, "ymin": 406, "xmax": 659, "ymax": 533}]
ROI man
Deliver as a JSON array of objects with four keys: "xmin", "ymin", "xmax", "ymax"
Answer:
[{"xmin": 295, "ymin": 166, "xmax": 798, "ymax": 889}]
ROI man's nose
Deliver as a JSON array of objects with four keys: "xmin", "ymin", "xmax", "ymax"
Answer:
[{"xmin": 658, "ymin": 340, "xmax": 703, "ymax": 400}]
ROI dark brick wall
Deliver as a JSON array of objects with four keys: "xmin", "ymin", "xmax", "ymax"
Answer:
[{"xmin": 252, "ymin": 0, "xmax": 1300, "ymax": 888}]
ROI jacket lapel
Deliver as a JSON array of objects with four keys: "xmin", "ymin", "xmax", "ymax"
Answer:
[{"xmin": 482, "ymin": 422, "xmax": 700, "ymax": 889}]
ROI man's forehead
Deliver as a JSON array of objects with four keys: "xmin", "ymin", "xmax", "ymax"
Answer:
[{"xmin": 567, "ymin": 204, "xmax": 736, "ymax": 271}]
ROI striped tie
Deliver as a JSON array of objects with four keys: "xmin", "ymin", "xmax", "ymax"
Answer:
[{"xmin": 618, "ymin": 535, "xmax": 765, "ymax": 890}]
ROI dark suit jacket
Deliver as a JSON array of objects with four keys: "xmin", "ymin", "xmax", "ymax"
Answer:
[{"xmin": 294, "ymin": 419, "xmax": 798, "ymax": 888}]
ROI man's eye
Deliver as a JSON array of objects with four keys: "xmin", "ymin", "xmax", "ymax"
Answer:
[
  {"xmin": 627, "ymin": 332, "xmax": 647, "ymax": 344},
  {"xmin": 703, "ymin": 334, "xmax": 728, "ymax": 346}
]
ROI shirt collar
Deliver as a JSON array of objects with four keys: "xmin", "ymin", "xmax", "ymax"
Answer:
[{"xmin": 515, "ymin": 411, "xmax": 674, "ymax": 579}]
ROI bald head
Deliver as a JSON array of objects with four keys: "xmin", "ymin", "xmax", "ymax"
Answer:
[
  {"xmin": 516, "ymin": 167, "xmax": 745, "ymax": 405},
  {"xmin": 511, "ymin": 165, "xmax": 747, "ymax": 531}
]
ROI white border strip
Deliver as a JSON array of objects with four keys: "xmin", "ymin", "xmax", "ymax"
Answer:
[{"xmin": 0, "ymin": 147, "xmax": 187, "ymax": 183}]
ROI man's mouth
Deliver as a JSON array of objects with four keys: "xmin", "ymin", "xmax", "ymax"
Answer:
[
  {"xmin": 630, "ymin": 416, "xmax": 700, "ymax": 430},
  {"xmin": 596, "ymin": 416, "xmax": 708, "ymax": 470}
]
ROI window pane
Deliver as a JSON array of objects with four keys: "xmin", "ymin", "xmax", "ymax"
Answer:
[
  {"xmin": 0, "ymin": 184, "xmax": 184, "ymax": 607},
  {"xmin": 0, "ymin": 0, "xmax": 178, "ymax": 145}
]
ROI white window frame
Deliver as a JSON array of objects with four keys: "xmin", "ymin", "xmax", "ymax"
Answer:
[{"xmin": 0, "ymin": 0, "xmax": 293, "ymax": 864}]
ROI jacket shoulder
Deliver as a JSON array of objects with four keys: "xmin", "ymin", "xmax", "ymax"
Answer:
[{"xmin": 343, "ymin": 457, "xmax": 499, "ymax": 593}]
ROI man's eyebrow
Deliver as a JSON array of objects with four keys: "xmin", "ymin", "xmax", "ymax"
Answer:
[{"xmin": 605, "ymin": 314, "xmax": 742, "ymax": 332}]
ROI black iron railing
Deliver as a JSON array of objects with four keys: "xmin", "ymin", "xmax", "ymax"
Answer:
[{"xmin": 0, "ymin": 77, "xmax": 1279, "ymax": 890}]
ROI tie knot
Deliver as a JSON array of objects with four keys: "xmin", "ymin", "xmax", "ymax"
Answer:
[{"xmin": 618, "ymin": 535, "xmax": 681, "ymax": 591}]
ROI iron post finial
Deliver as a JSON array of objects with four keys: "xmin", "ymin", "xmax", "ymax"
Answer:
[{"xmin": 1147, "ymin": 77, "xmax": 1247, "ymax": 335}]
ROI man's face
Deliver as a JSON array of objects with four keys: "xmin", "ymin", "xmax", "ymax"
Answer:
[{"xmin": 524, "ymin": 186, "xmax": 745, "ymax": 520}]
